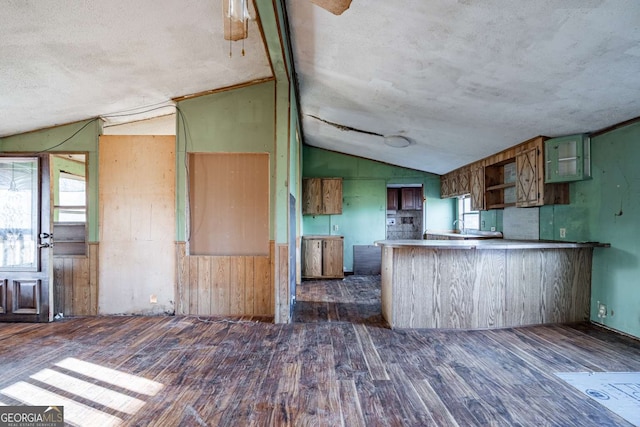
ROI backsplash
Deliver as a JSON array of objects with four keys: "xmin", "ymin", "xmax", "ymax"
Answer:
[
  {"xmin": 386, "ymin": 210, "xmax": 423, "ymax": 240},
  {"xmin": 503, "ymin": 207, "xmax": 539, "ymax": 240}
]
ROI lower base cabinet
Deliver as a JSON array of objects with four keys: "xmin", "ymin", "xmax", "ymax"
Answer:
[{"xmin": 302, "ymin": 236, "xmax": 344, "ymax": 279}]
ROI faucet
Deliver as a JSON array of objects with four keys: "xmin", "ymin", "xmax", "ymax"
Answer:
[{"xmin": 453, "ymin": 219, "xmax": 465, "ymax": 234}]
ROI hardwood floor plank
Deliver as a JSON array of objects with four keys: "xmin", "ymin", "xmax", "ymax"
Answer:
[
  {"xmin": 353, "ymin": 324, "xmax": 390, "ymax": 381},
  {"xmin": 1, "ymin": 276, "xmax": 639, "ymax": 426},
  {"xmin": 338, "ymin": 380, "xmax": 365, "ymax": 427}
]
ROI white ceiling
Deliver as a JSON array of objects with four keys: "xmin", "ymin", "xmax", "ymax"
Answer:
[
  {"xmin": 0, "ymin": 0, "xmax": 271, "ymax": 136},
  {"xmin": 287, "ymin": 0, "xmax": 640, "ymax": 174},
  {"xmin": 2, "ymin": 1, "xmax": 640, "ymax": 175}
]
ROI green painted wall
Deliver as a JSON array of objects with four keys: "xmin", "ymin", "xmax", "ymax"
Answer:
[
  {"xmin": 537, "ymin": 121, "xmax": 640, "ymax": 338},
  {"xmin": 479, "ymin": 209, "xmax": 503, "ymax": 232},
  {"xmin": 0, "ymin": 120, "xmax": 101, "ymax": 241},
  {"xmin": 175, "ymin": 81, "xmax": 276, "ymax": 241},
  {"xmin": 303, "ymin": 146, "xmax": 455, "ymax": 271}
]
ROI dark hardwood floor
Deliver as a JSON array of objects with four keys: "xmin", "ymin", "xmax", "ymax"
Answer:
[{"xmin": 0, "ymin": 275, "xmax": 639, "ymax": 426}]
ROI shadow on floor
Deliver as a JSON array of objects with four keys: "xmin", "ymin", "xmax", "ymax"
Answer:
[{"xmin": 293, "ymin": 275, "xmax": 387, "ymax": 327}]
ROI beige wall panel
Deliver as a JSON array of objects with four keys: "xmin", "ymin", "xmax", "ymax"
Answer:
[
  {"xmin": 98, "ymin": 135, "xmax": 175, "ymax": 315},
  {"xmin": 189, "ymin": 153, "xmax": 269, "ymax": 256}
]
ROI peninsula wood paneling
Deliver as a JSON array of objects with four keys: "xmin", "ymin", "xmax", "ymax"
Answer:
[
  {"xmin": 175, "ymin": 241, "xmax": 274, "ymax": 316},
  {"xmin": 383, "ymin": 246, "xmax": 592, "ymax": 329},
  {"xmin": 53, "ymin": 243, "xmax": 98, "ymax": 316}
]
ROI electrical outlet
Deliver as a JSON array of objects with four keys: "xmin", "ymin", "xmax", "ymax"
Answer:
[
  {"xmin": 597, "ymin": 302, "xmax": 607, "ymax": 319},
  {"xmin": 150, "ymin": 294, "xmax": 158, "ymax": 304},
  {"xmin": 559, "ymin": 228, "xmax": 566, "ymax": 238},
  {"xmin": 333, "ymin": 224, "xmax": 339, "ymax": 232}
]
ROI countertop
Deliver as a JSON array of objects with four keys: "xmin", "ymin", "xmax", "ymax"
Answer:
[
  {"xmin": 302, "ymin": 235, "xmax": 343, "ymax": 239},
  {"xmin": 375, "ymin": 239, "xmax": 609, "ymax": 250},
  {"xmin": 424, "ymin": 231, "xmax": 503, "ymax": 239}
]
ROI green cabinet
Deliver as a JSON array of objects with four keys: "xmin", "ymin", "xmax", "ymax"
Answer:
[{"xmin": 545, "ymin": 134, "xmax": 590, "ymax": 183}]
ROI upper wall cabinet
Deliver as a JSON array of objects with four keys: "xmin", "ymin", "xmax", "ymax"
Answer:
[
  {"xmin": 440, "ymin": 174, "xmax": 451, "ymax": 198},
  {"xmin": 387, "ymin": 188, "xmax": 399, "ymax": 210},
  {"xmin": 469, "ymin": 162, "xmax": 485, "ymax": 211},
  {"xmin": 544, "ymin": 134, "xmax": 591, "ymax": 183},
  {"xmin": 456, "ymin": 166, "xmax": 471, "ymax": 195},
  {"xmin": 515, "ymin": 136, "xmax": 570, "ymax": 207},
  {"xmin": 401, "ymin": 187, "xmax": 423, "ymax": 210},
  {"xmin": 440, "ymin": 167, "xmax": 469, "ymax": 199},
  {"xmin": 302, "ymin": 178, "xmax": 343, "ymax": 215}
]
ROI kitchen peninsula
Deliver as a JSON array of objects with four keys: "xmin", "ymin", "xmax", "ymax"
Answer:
[{"xmin": 376, "ymin": 239, "xmax": 604, "ymax": 329}]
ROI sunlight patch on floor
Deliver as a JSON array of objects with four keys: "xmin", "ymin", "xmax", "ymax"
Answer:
[
  {"xmin": 0, "ymin": 357, "xmax": 164, "ymax": 426},
  {"xmin": 2, "ymin": 381, "xmax": 122, "ymax": 427},
  {"xmin": 55, "ymin": 358, "xmax": 164, "ymax": 396},
  {"xmin": 31, "ymin": 369, "xmax": 146, "ymax": 415}
]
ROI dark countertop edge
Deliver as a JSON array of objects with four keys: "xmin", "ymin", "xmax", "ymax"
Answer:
[
  {"xmin": 375, "ymin": 239, "xmax": 609, "ymax": 250},
  {"xmin": 302, "ymin": 235, "xmax": 344, "ymax": 239}
]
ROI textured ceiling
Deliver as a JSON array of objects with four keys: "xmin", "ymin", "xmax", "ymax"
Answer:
[
  {"xmin": 287, "ymin": 0, "xmax": 640, "ymax": 174},
  {"xmin": 0, "ymin": 0, "xmax": 272, "ymax": 137},
  {"xmin": 3, "ymin": 1, "xmax": 640, "ymax": 175}
]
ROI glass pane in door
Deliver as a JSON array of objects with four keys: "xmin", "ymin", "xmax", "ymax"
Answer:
[{"xmin": 0, "ymin": 158, "xmax": 39, "ymax": 270}]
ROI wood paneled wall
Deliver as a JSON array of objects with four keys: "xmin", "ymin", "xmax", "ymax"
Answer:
[
  {"xmin": 175, "ymin": 241, "xmax": 275, "ymax": 316},
  {"xmin": 53, "ymin": 243, "xmax": 99, "ymax": 316}
]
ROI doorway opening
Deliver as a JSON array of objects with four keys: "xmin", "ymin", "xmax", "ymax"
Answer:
[{"xmin": 385, "ymin": 184, "xmax": 424, "ymax": 240}]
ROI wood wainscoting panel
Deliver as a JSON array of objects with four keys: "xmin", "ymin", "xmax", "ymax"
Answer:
[
  {"xmin": 175, "ymin": 241, "xmax": 274, "ymax": 317},
  {"xmin": 276, "ymin": 243, "xmax": 290, "ymax": 323},
  {"xmin": 53, "ymin": 243, "xmax": 99, "ymax": 316}
]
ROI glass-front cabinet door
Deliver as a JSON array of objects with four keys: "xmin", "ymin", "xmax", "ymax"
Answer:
[{"xmin": 545, "ymin": 134, "xmax": 591, "ymax": 183}]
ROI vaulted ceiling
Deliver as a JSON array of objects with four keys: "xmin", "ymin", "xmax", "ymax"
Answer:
[{"xmin": 2, "ymin": 1, "xmax": 640, "ymax": 174}]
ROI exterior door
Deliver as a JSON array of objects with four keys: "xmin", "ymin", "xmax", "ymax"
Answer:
[{"xmin": 0, "ymin": 155, "xmax": 52, "ymax": 322}]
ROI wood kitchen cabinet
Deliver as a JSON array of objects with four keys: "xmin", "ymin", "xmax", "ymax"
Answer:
[
  {"xmin": 441, "ymin": 167, "xmax": 470, "ymax": 199},
  {"xmin": 469, "ymin": 162, "xmax": 485, "ymax": 210},
  {"xmin": 301, "ymin": 236, "xmax": 344, "ymax": 279},
  {"xmin": 387, "ymin": 188, "xmax": 399, "ymax": 210},
  {"xmin": 440, "ymin": 174, "xmax": 451, "ymax": 198},
  {"xmin": 440, "ymin": 136, "xmax": 570, "ymax": 209},
  {"xmin": 515, "ymin": 136, "xmax": 570, "ymax": 207},
  {"xmin": 456, "ymin": 166, "xmax": 470, "ymax": 195},
  {"xmin": 484, "ymin": 160, "xmax": 516, "ymax": 210},
  {"xmin": 544, "ymin": 134, "xmax": 590, "ymax": 183},
  {"xmin": 302, "ymin": 178, "xmax": 343, "ymax": 215},
  {"xmin": 401, "ymin": 187, "xmax": 423, "ymax": 210}
]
